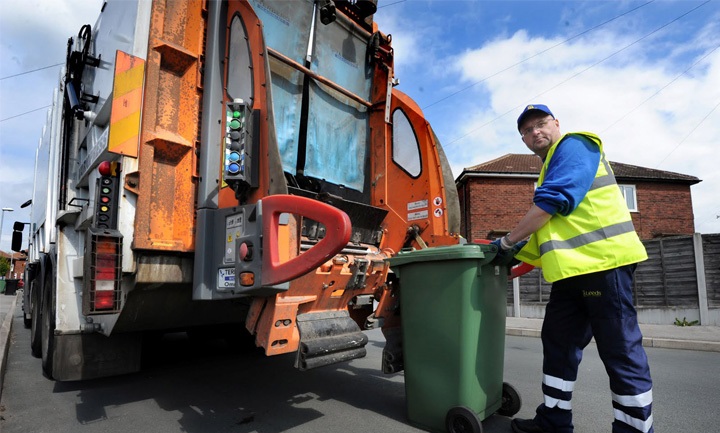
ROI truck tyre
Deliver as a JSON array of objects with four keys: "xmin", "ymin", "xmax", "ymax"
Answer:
[
  {"xmin": 41, "ymin": 268, "xmax": 56, "ymax": 379},
  {"xmin": 30, "ymin": 280, "xmax": 43, "ymax": 358}
]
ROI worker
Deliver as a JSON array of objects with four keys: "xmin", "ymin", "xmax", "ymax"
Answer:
[{"xmin": 492, "ymin": 104, "xmax": 653, "ymax": 433}]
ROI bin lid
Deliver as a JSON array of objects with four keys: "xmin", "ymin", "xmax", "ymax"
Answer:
[{"xmin": 386, "ymin": 243, "xmax": 496, "ymax": 268}]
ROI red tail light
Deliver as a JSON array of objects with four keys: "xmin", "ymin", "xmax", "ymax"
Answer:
[
  {"xmin": 83, "ymin": 228, "xmax": 123, "ymax": 315},
  {"xmin": 94, "ymin": 290, "xmax": 115, "ymax": 310}
]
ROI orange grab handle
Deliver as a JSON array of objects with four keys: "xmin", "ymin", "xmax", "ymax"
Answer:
[
  {"xmin": 509, "ymin": 262, "xmax": 535, "ymax": 279},
  {"xmin": 261, "ymin": 195, "xmax": 352, "ymax": 286}
]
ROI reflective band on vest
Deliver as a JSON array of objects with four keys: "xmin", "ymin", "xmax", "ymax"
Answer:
[
  {"xmin": 539, "ymin": 220, "xmax": 637, "ymax": 255},
  {"xmin": 515, "ymin": 132, "xmax": 647, "ymax": 282},
  {"xmin": 589, "ymin": 158, "xmax": 616, "ymax": 190}
]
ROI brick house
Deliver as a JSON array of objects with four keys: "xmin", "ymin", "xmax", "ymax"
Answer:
[
  {"xmin": 456, "ymin": 154, "xmax": 701, "ymax": 241},
  {"xmin": 0, "ymin": 250, "xmax": 26, "ymax": 280}
]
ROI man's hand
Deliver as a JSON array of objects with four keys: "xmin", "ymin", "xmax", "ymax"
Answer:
[{"xmin": 490, "ymin": 238, "xmax": 528, "ymax": 267}]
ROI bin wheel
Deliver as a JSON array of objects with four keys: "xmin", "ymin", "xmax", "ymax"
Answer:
[
  {"xmin": 446, "ymin": 406, "xmax": 483, "ymax": 433},
  {"xmin": 497, "ymin": 382, "xmax": 522, "ymax": 417}
]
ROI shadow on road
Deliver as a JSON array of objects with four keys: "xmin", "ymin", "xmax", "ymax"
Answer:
[
  {"xmin": 45, "ymin": 330, "xmax": 512, "ymax": 432},
  {"xmin": 49, "ymin": 331, "xmax": 403, "ymax": 432}
]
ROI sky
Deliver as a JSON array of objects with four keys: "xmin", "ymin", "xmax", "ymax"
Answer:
[{"xmin": 1, "ymin": 0, "xmax": 719, "ymax": 253}]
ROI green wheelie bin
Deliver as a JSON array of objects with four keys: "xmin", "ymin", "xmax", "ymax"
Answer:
[{"xmin": 387, "ymin": 243, "xmax": 521, "ymax": 433}]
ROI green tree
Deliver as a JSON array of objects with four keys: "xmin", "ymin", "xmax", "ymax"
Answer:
[{"xmin": 0, "ymin": 257, "xmax": 9, "ymax": 278}]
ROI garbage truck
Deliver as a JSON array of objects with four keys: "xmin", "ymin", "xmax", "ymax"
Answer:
[{"xmin": 13, "ymin": 0, "xmax": 462, "ymax": 381}]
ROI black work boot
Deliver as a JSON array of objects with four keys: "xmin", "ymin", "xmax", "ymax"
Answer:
[{"xmin": 511, "ymin": 418, "xmax": 550, "ymax": 433}]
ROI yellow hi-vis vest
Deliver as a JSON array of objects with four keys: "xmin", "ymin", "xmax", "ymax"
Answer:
[{"xmin": 515, "ymin": 132, "xmax": 647, "ymax": 283}]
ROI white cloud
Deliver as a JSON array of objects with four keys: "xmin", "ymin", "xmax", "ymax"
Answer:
[{"xmin": 432, "ymin": 21, "xmax": 720, "ymax": 233}]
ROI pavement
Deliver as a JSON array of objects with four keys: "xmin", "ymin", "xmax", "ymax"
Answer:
[
  {"xmin": 1, "ymin": 290, "xmax": 20, "ymax": 399},
  {"xmin": 505, "ymin": 316, "xmax": 720, "ymax": 352},
  {"xmin": 2, "ymin": 290, "xmax": 720, "ymax": 398}
]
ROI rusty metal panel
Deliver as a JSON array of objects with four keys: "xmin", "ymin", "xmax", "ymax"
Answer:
[{"xmin": 132, "ymin": 0, "xmax": 205, "ymax": 251}]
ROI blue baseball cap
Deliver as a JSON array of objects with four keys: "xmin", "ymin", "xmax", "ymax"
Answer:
[{"xmin": 517, "ymin": 104, "xmax": 554, "ymax": 131}]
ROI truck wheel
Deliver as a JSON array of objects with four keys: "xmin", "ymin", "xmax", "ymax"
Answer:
[
  {"xmin": 30, "ymin": 281, "xmax": 42, "ymax": 358},
  {"xmin": 41, "ymin": 269, "xmax": 56, "ymax": 379},
  {"xmin": 446, "ymin": 406, "xmax": 483, "ymax": 433},
  {"xmin": 497, "ymin": 382, "xmax": 522, "ymax": 417}
]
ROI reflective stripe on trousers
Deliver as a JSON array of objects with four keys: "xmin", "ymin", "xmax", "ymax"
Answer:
[{"xmin": 543, "ymin": 374, "xmax": 574, "ymax": 410}]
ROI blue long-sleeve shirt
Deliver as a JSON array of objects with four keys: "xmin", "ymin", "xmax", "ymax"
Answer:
[{"xmin": 533, "ymin": 134, "xmax": 601, "ymax": 217}]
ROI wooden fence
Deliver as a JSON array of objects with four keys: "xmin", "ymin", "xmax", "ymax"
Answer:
[{"xmin": 509, "ymin": 233, "xmax": 720, "ymax": 321}]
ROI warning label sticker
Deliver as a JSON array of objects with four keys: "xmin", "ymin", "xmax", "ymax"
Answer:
[
  {"xmin": 407, "ymin": 200, "xmax": 428, "ymax": 211},
  {"xmin": 408, "ymin": 210, "xmax": 429, "ymax": 221}
]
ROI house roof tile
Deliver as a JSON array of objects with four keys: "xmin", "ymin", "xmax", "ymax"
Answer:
[{"xmin": 460, "ymin": 154, "xmax": 700, "ymax": 184}]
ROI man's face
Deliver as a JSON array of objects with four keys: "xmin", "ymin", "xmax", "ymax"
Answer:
[{"xmin": 519, "ymin": 112, "xmax": 561, "ymax": 158}]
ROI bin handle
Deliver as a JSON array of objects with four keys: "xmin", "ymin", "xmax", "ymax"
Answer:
[{"xmin": 472, "ymin": 239, "xmax": 535, "ymax": 281}]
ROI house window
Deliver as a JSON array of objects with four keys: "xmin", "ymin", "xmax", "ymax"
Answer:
[{"xmin": 618, "ymin": 184, "xmax": 637, "ymax": 212}]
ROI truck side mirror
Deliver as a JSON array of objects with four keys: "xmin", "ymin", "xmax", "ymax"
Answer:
[{"xmin": 11, "ymin": 230, "xmax": 23, "ymax": 252}]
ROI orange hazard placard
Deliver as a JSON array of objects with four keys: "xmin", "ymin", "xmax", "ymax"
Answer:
[{"xmin": 108, "ymin": 50, "xmax": 145, "ymax": 157}]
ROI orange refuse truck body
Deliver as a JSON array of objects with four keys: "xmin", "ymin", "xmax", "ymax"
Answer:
[{"xmin": 17, "ymin": 0, "xmax": 460, "ymax": 381}]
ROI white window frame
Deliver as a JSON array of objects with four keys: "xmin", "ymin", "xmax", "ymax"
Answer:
[{"xmin": 618, "ymin": 184, "xmax": 638, "ymax": 212}]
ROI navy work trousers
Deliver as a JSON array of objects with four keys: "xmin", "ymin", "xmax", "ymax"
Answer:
[{"xmin": 534, "ymin": 264, "xmax": 653, "ymax": 433}]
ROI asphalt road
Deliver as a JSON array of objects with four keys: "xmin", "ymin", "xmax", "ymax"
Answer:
[{"xmin": 2, "ymin": 313, "xmax": 720, "ymax": 433}]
